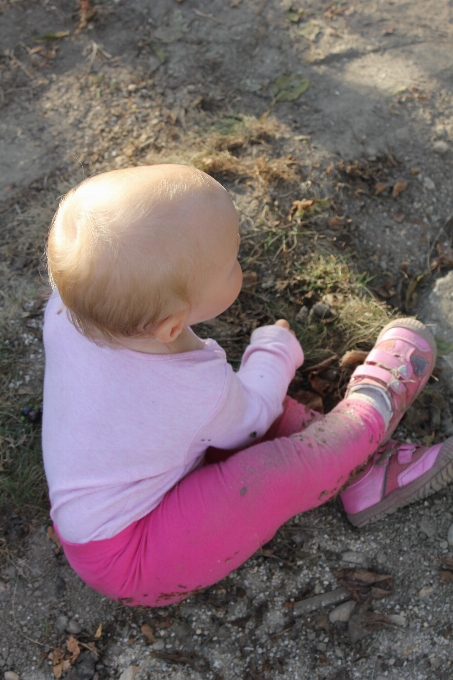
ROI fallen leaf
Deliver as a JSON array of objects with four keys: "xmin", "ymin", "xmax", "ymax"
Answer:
[
  {"xmin": 141, "ymin": 623, "xmax": 156, "ymax": 643},
  {"xmin": 46, "ymin": 525, "xmax": 62, "ymax": 549},
  {"xmin": 286, "ymin": 8, "xmax": 304, "ymax": 22},
  {"xmin": 53, "ymin": 663, "xmax": 63, "ymax": 679},
  {"xmin": 375, "ymin": 182, "xmax": 387, "ymax": 196},
  {"xmin": 241, "ymin": 270, "xmax": 258, "ymax": 293},
  {"xmin": 431, "ymin": 241, "xmax": 453, "ymax": 271},
  {"xmin": 94, "ymin": 623, "xmax": 103, "ymax": 638},
  {"xmin": 291, "ymin": 390, "xmax": 324, "ymax": 413},
  {"xmin": 66, "ymin": 636, "xmax": 80, "ymax": 663},
  {"xmin": 340, "ymin": 350, "xmax": 369, "ymax": 367},
  {"xmin": 392, "ymin": 179, "xmax": 408, "ymax": 198},
  {"xmin": 298, "ymin": 20, "xmax": 321, "ymax": 41},
  {"xmin": 328, "ymin": 216, "xmax": 345, "ymax": 229},
  {"xmin": 36, "ymin": 30, "xmax": 70, "ymax": 42},
  {"xmin": 410, "ymin": 167, "xmax": 420, "ymax": 175},
  {"xmin": 439, "ymin": 571, "xmax": 453, "ymax": 583},
  {"xmin": 322, "ymin": 293, "xmax": 344, "ymax": 306},
  {"xmin": 273, "ymin": 74, "xmax": 309, "ymax": 102}
]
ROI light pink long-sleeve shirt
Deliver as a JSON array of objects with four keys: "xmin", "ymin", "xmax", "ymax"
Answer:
[{"xmin": 42, "ymin": 293, "xmax": 304, "ymax": 543}]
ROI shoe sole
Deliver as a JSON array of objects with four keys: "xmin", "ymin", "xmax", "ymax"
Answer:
[
  {"xmin": 376, "ymin": 317, "xmax": 437, "ymax": 443},
  {"xmin": 347, "ymin": 437, "xmax": 453, "ymax": 527}
]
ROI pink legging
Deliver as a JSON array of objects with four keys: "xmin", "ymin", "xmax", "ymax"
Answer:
[{"xmin": 57, "ymin": 397, "xmax": 385, "ymax": 607}]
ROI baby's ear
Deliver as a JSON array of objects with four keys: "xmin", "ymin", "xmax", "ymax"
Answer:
[{"xmin": 152, "ymin": 311, "xmax": 187, "ymax": 344}]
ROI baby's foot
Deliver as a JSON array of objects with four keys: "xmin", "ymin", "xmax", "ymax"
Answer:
[
  {"xmin": 346, "ymin": 317, "xmax": 436, "ymax": 443},
  {"xmin": 340, "ymin": 437, "xmax": 453, "ymax": 527}
]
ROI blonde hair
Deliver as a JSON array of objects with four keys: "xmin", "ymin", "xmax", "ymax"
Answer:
[{"xmin": 47, "ymin": 165, "xmax": 215, "ymax": 343}]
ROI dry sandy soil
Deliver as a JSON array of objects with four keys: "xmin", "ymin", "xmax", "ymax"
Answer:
[{"xmin": 1, "ymin": 1, "xmax": 453, "ymax": 679}]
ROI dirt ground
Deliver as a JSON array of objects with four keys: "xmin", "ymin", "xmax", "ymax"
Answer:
[{"xmin": 1, "ymin": 1, "xmax": 453, "ymax": 679}]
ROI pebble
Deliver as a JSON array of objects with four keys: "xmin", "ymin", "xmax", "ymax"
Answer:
[
  {"xmin": 340, "ymin": 551, "xmax": 369, "ymax": 567},
  {"xmin": 419, "ymin": 517, "xmax": 436, "ymax": 538},
  {"xmin": 388, "ymin": 613, "xmax": 407, "ymax": 628},
  {"xmin": 433, "ymin": 140, "xmax": 449, "ymax": 155},
  {"xmin": 440, "ymin": 540, "xmax": 448, "ymax": 550},
  {"xmin": 55, "ymin": 615, "xmax": 69, "ymax": 633},
  {"xmin": 118, "ymin": 667, "xmax": 139, "ymax": 680},
  {"xmin": 329, "ymin": 600, "xmax": 356, "ymax": 623},
  {"xmin": 296, "ymin": 306, "xmax": 309, "ymax": 323},
  {"xmin": 423, "ymin": 176, "xmax": 435, "ymax": 190},
  {"xmin": 312, "ymin": 302, "xmax": 334, "ymax": 319},
  {"xmin": 419, "ymin": 585, "xmax": 434, "ymax": 599},
  {"xmin": 66, "ymin": 618, "xmax": 82, "ymax": 635},
  {"xmin": 152, "ymin": 640, "xmax": 165, "ymax": 651},
  {"xmin": 447, "ymin": 523, "xmax": 453, "ymax": 546},
  {"xmin": 4, "ymin": 673, "xmax": 19, "ymax": 680}
]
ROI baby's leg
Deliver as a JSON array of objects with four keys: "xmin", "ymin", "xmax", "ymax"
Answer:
[
  {"xmin": 60, "ymin": 317, "xmax": 437, "ymax": 606},
  {"xmin": 62, "ymin": 398, "xmax": 386, "ymax": 607},
  {"xmin": 204, "ymin": 396, "xmax": 322, "ymax": 465}
]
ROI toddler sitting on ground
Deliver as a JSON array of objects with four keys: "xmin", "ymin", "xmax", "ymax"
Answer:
[{"xmin": 43, "ymin": 164, "xmax": 453, "ymax": 606}]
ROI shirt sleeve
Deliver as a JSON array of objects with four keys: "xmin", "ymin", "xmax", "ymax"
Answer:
[{"xmin": 199, "ymin": 325, "xmax": 304, "ymax": 450}]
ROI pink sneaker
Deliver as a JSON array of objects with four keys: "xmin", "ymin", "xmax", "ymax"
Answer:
[
  {"xmin": 346, "ymin": 317, "xmax": 437, "ymax": 443},
  {"xmin": 341, "ymin": 437, "xmax": 453, "ymax": 526}
]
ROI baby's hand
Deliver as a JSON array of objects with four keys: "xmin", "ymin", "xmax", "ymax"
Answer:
[{"xmin": 274, "ymin": 319, "xmax": 296, "ymax": 337}]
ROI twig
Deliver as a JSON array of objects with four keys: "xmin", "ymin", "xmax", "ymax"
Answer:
[
  {"xmin": 7, "ymin": 50, "xmax": 33, "ymax": 79},
  {"xmin": 193, "ymin": 8, "xmax": 225, "ymax": 24},
  {"xmin": 426, "ymin": 214, "xmax": 452, "ymax": 272}
]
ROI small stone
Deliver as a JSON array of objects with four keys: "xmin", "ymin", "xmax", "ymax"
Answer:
[
  {"xmin": 316, "ymin": 642, "xmax": 327, "ymax": 652},
  {"xmin": 152, "ymin": 640, "xmax": 165, "ymax": 651},
  {"xmin": 419, "ymin": 585, "xmax": 434, "ymax": 599},
  {"xmin": 312, "ymin": 302, "xmax": 334, "ymax": 319},
  {"xmin": 55, "ymin": 615, "xmax": 69, "ymax": 633},
  {"xmin": 440, "ymin": 540, "xmax": 448, "ymax": 550},
  {"xmin": 4, "ymin": 673, "xmax": 19, "ymax": 680},
  {"xmin": 447, "ymin": 523, "xmax": 453, "ymax": 546},
  {"xmin": 423, "ymin": 176, "xmax": 435, "ymax": 190},
  {"xmin": 296, "ymin": 306, "xmax": 309, "ymax": 323},
  {"xmin": 329, "ymin": 600, "xmax": 356, "ymax": 624},
  {"xmin": 67, "ymin": 618, "xmax": 82, "ymax": 635},
  {"xmin": 314, "ymin": 583, "xmax": 323, "ymax": 595},
  {"xmin": 433, "ymin": 140, "xmax": 449, "ymax": 155},
  {"xmin": 54, "ymin": 576, "xmax": 67, "ymax": 598},
  {"xmin": 376, "ymin": 550, "xmax": 386, "ymax": 564},
  {"xmin": 419, "ymin": 517, "xmax": 436, "ymax": 538},
  {"xmin": 341, "ymin": 551, "xmax": 370, "ymax": 567},
  {"xmin": 388, "ymin": 613, "xmax": 407, "ymax": 628},
  {"xmin": 118, "ymin": 667, "xmax": 139, "ymax": 680}
]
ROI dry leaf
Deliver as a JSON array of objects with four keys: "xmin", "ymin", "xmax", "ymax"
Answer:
[
  {"xmin": 141, "ymin": 623, "xmax": 156, "ymax": 643},
  {"xmin": 67, "ymin": 636, "xmax": 80, "ymax": 663},
  {"xmin": 47, "ymin": 525, "xmax": 62, "ymax": 549},
  {"xmin": 241, "ymin": 271, "xmax": 258, "ymax": 293},
  {"xmin": 53, "ymin": 663, "xmax": 63, "ymax": 679},
  {"xmin": 292, "ymin": 390, "xmax": 324, "ymax": 413},
  {"xmin": 94, "ymin": 623, "xmax": 103, "ymax": 638},
  {"xmin": 340, "ymin": 350, "xmax": 369, "ymax": 367},
  {"xmin": 375, "ymin": 182, "xmax": 387, "ymax": 196},
  {"xmin": 392, "ymin": 179, "xmax": 408, "ymax": 198},
  {"xmin": 439, "ymin": 571, "xmax": 453, "ymax": 583}
]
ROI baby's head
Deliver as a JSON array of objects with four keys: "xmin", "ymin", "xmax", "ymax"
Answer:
[{"xmin": 47, "ymin": 165, "xmax": 242, "ymax": 343}]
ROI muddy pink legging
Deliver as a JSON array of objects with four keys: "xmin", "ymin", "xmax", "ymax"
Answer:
[{"xmin": 57, "ymin": 397, "xmax": 385, "ymax": 607}]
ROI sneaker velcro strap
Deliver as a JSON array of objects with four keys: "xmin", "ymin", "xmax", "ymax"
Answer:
[
  {"xmin": 365, "ymin": 350, "xmax": 411, "ymax": 374},
  {"xmin": 351, "ymin": 364, "xmax": 407, "ymax": 393}
]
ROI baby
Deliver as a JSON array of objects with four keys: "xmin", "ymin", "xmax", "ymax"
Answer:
[{"xmin": 43, "ymin": 164, "xmax": 453, "ymax": 606}]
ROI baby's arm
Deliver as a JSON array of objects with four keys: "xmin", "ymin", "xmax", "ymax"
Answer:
[{"xmin": 202, "ymin": 322, "xmax": 303, "ymax": 450}]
